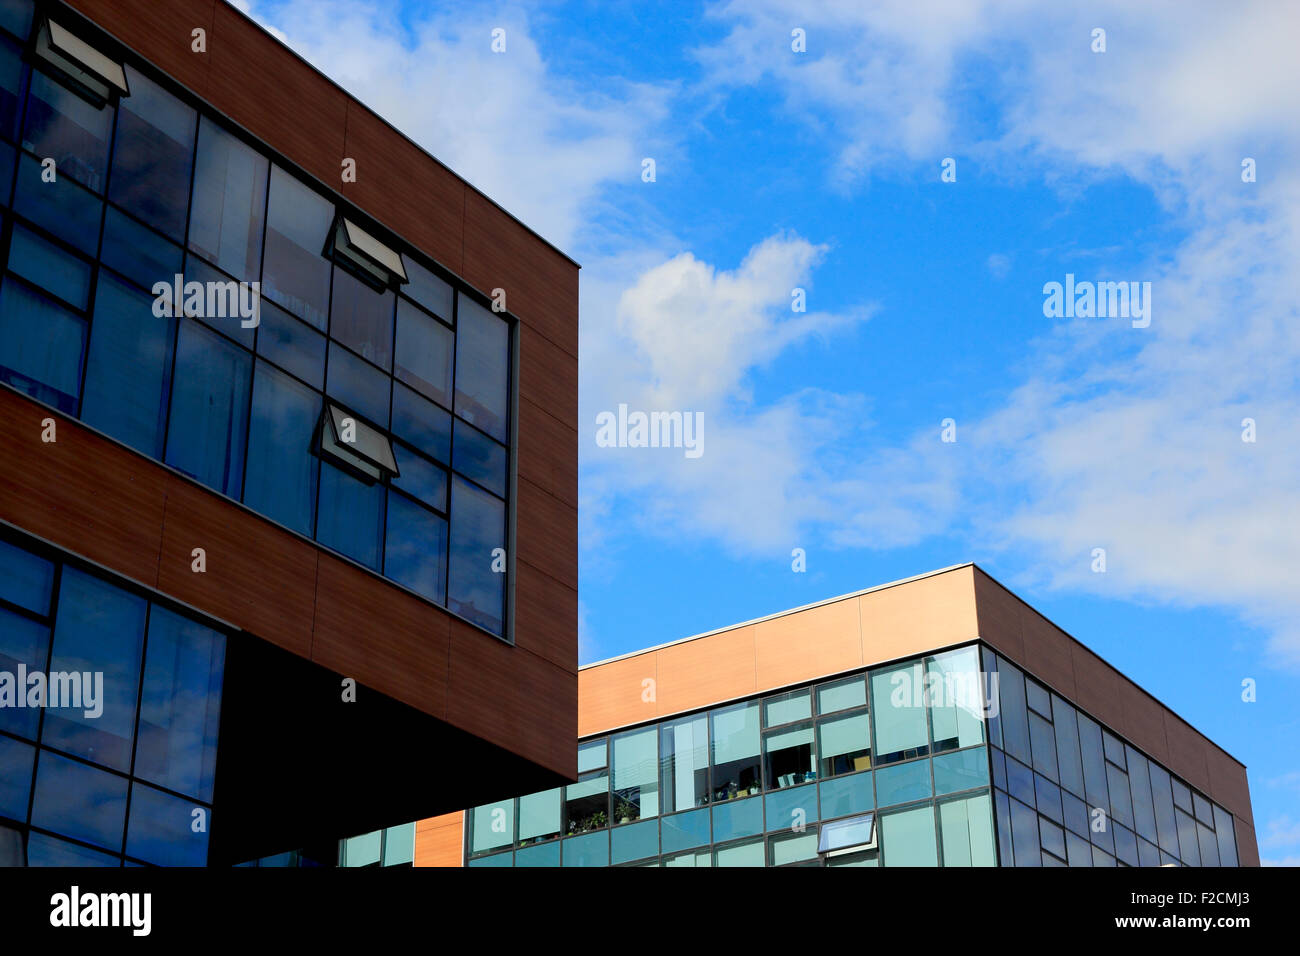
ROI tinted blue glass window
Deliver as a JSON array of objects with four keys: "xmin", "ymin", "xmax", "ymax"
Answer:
[
  {"xmin": 819, "ymin": 770, "xmax": 874, "ymax": 818},
  {"xmin": 330, "ymin": 264, "xmax": 393, "ymax": 370},
  {"xmin": 182, "ymin": 254, "xmax": 255, "ymax": 348},
  {"xmin": 453, "ymin": 419, "xmax": 507, "ymax": 498},
  {"xmin": 81, "ymin": 272, "xmax": 175, "ymax": 457},
  {"xmin": 108, "ymin": 66, "xmax": 195, "ymax": 240},
  {"xmin": 1051, "ymin": 693, "xmax": 1084, "ymax": 797},
  {"xmin": 134, "ymin": 605, "xmax": 224, "ymax": 803},
  {"xmin": 1028, "ymin": 711, "xmax": 1058, "ymax": 782},
  {"xmin": 933, "ymin": 746, "xmax": 988, "ymax": 795},
  {"xmin": 660, "ymin": 808, "xmax": 710, "ymax": 853},
  {"xmin": 43, "ymin": 567, "xmax": 146, "ymax": 771},
  {"xmin": 454, "ymin": 293, "xmax": 509, "ymax": 442},
  {"xmin": 255, "ymin": 298, "xmax": 324, "ymax": 388},
  {"xmin": 1035, "ymin": 773, "xmax": 1063, "ymax": 824},
  {"xmin": 0, "ymin": 606, "xmax": 48, "ymax": 739},
  {"xmin": 1107, "ymin": 763, "xmax": 1133, "ymax": 828},
  {"xmin": 765, "ymin": 783, "xmax": 817, "ymax": 831},
  {"xmin": 0, "ymin": 732, "xmax": 33, "ymax": 819},
  {"xmin": 392, "ymin": 381, "xmax": 451, "ymax": 463},
  {"xmin": 25, "ymin": 831, "xmax": 118, "ymax": 866},
  {"xmin": 400, "ymin": 255, "xmax": 453, "ymax": 321},
  {"xmin": 611, "ymin": 818, "xmax": 658, "ymax": 864},
  {"xmin": 187, "ymin": 117, "xmax": 266, "ymax": 282},
  {"xmin": 394, "ymin": 298, "xmax": 452, "ymax": 406},
  {"xmin": 0, "ymin": 537, "xmax": 53, "ymax": 614},
  {"xmin": 31, "ymin": 749, "xmax": 128, "ymax": 851},
  {"xmin": 0, "ymin": 33, "xmax": 22, "ymax": 144},
  {"xmin": 0, "ymin": 1, "xmax": 32, "ymax": 44},
  {"xmin": 243, "ymin": 362, "xmax": 320, "ymax": 536},
  {"xmin": 327, "ymin": 342, "xmax": 390, "ymax": 428},
  {"xmin": 392, "ymin": 442, "xmax": 447, "ymax": 513},
  {"xmin": 1006, "ymin": 754, "xmax": 1035, "ymax": 806},
  {"xmin": 0, "ymin": 140, "xmax": 13, "ymax": 205},
  {"xmin": 316, "ymin": 462, "xmax": 384, "ymax": 570},
  {"xmin": 384, "ymin": 492, "xmax": 447, "ymax": 604},
  {"xmin": 447, "ymin": 476, "xmax": 506, "ymax": 635},
  {"xmin": 11, "ymin": 153, "xmax": 102, "ymax": 254},
  {"xmin": 1040, "ymin": 816, "xmax": 1067, "ymax": 861},
  {"xmin": 995, "ymin": 658, "xmax": 1031, "ymax": 766},
  {"xmin": 875, "ymin": 758, "xmax": 933, "ymax": 807},
  {"xmin": 165, "ymin": 319, "xmax": 252, "ymax": 498},
  {"xmin": 1008, "ymin": 795, "xmax": 1040, "ymax": 867},
  {"xmin": 711, "ymin": 795, "xmax": 763, "ymax": 842},
  {"xmin": 514, "ymin": 840, "xmax": 560, "ymax": 867},
  {"xmin": 6, "ymin": 222, "xmax": 90, "ymax": 308},
  {"xmin": 263, "ymin": 166, "xmax": 332, "ymax": 329},
  {"xmin": 99, "ymin": 206, "xmax": 183, "ymax": 292},
  {"xmin": 126, "ymin": 782, "xmax": 209, "ymax": 866},
  {"xmin": 0, "ymin": 278, "xmax": 86, "ymax": 414},
  {"xmin": 22, "ymin": 69, "xmax": 114, "ymax": 192},
  {"xmin": 1076, "ymin": 712, "xmax": 1110, "ymax": 816},
  {"xmin": 562, "ymin": 831, "xmax": 607, "ymax": 867}
]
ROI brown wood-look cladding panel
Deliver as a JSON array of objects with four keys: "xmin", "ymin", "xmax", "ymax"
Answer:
[
  {"xmin": 312, "ymin": 553, "xmax": 449, "ymax": 720},
  {"xmin": 62, "ymin": 0, "xmax": 215, "ymax": 96},
  {"xmin": 1234, "ymin": 818, "xmax": 1259, "ymax": 867},
  {"xmin": 341, "ymin": 102, "xmax": 466, "ymax": 277},
  {"xmin": 513, "ymin": 556, "xmax": 577, "ymax": 674},
  {"xmin": 577, "ymin": 653, "xmax": 659, "ymax": 737},
  {"xmin": 515, "ymin": 476, "xmax": 577, "ymax": 592},
  {"xmin": 0, "ymin": 387, "xmax": 167, "ymax": 586},
  {"xmin": 519, "ymin": 325, "xmax": 578, "ymax": 433},
  {"xmin": 204, "ymin": 1, "xmax": 349, "ymax": 189},
  {"xmin": 155, "ymin": 475, "xmax": 317, "ymax": 659},
  {"xmin": 446, "ymin": 618, "xmax": 577, "ymax": 779},
  {"xmin": 414, "ymin": 813, "xmax": 464, "ymax": 867},
  {"xmin": 517, "ymin": 397, "xmax": 577, "ymax": 510}
]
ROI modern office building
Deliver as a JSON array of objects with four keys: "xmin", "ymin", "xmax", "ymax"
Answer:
[
  {"xmin": 0, "ymin": 0, "xmax": 577, "ymax": 866},
  {"xmin": 399, "ymin": 564, "xmax": 1257, "ymax": 868}
]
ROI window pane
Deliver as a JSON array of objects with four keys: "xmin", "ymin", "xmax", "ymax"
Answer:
[
  {"xmin": 0, "ymin": 32, "xmax": 24, "ymax": 142},
  {"xmin": 818, "ymin": 711, "xmax": 871, "ymax": 777},
  {"xmin": 764, "ymin": 688, "xmax": 811, "ymax": 726},
  {"xmin": 384, "ymin": 492, "xmax": 447, "ymax": 604},
  {"xmin": 125, "ymin": 782, "xmax": 209, "ymax": 866},
  {"xmin": 23, "ymin": 69, "xmax": 114, "ymax": 192},
  {"xmin": 712, "ymin": 796, "xmax": 763, "ymax": 842},
  {"xmin": 765, "ymin": 782, "xmax": 817, "ymax": 831},
  {"xmin": 1035, "ymin": 772, "xmax": 1063, "ymax": 823},
  {"xmin": 82, "ymin": 272, "xmax": 175, "ymax": 457},
  {"xmin": 612, "ymin": 726, "xmax": 659, "ymax": 822},
  {"xmin": 262, "ymin": 166, "xmax": 331, "ymax": 328},
  {"xmin": 710, "ymin": 700, "xmax": 761, "ymax": 800},
  {"xmin": 165, "ymin": 319, "xmax": 252, "ymax": 498},
  {"xmin": 243, "ymin": 361, "xmax": 320, "ymax": 536},
  {"xmin": 994, "ymin": 658, "xmax": 1031, "ymax": 765},
  {"xmin": 714, "ymin": 837, "xmax": 764, "ymax": 867},
  {"xmin": 6, "ymin": 224, "xmax": 91, "ymax": 308},
  {"xmin": 933, "ymin": 746, "xmax": 988, "ymax": 795},
  {"xmin": 384, "ymin": 823, "xmax": 414, "ymax": 866},
  {"xmin": 316, "ymin": 462, "xmax": 384, "ymax": 570},
  {"xmin": 564, "ymin": 773, "xmax": 607, "ymax": 834},
  {"xmin": 44, "ymin": 568, "xmax": 146, "ymax": 771},
  {"xmin": 661, "ymin": 714, "xmax": 710, "ymax": 813},
  {"xmin": 452, "ymin": 419, "xmax": 507, "ymax": 498},
  {"xmin": 1025, "ymin": 679, "xmax": 1052, "ymax": 718},
  {"xmin": 12, "ymin": 152, "xmax": 103, "ymax": 255},
  {"xmin": 660, "ymin": 808, "xmax": 709, "ymax": 853},
  {"xmin": 182, "ymin": 254, "xmax": 255, "ymax": 348},
  {"xmin": 769, "ymin": 829, "xmax": 819, "ymax": 866},
  {"xmin": 468, "ymin": 850, "xmax": 512, "ymax": 868},
  {"xmin": 109, "ymin": 66, "xmax": 195, "ymax": 240},
  {"xmin": 562, "ymin": 831, "xmax": 608, "ymax": 867},
  {"xmin": 1006, "ymin": 754, "xmax": 1035, "ymax": 806},
  {"xmin": 447, "ymin": 476, "xmax": 505, "ymax": 635},
  {"xmin": 763, "ymin": 721, "xmax": 815, "ymax": 790},
  {"xmin": 1114, "ymin": 821, "xmax": 1139, "ymax": 866},
  {"xmin": 881, "ymin": 804, "xmax": 938, "ymax": 866},
  {"xmin": 26, "ymin": 831, "xmax": 118, "ymax": 866},
  {"xmin": 1107, "ymin": 762, "xmax": 1133, "ymax": 828},
  {"xmin": 188, "ymin": 118, "xmax": 267, "ymax": 282},
  {"xmin": 1028, "ymin": 711, "xmax": 1058, "ymax": 781},
  {"xmin": 926, "ymin": 646, "xmax": 986, "ymax": 751},
  {"xmin": 133, "ymin": 605, "xmax": 224, "ymax": 803},
  {"xmin": 819, "ymin": 769, "xmax": 874, "ymax": 818},
  {"xmin": 0, "ymin": 732, "xmax": 34, "ymax": 819},
  {"xmin": 1040, "ymin": 816, "xmax": 1067, "ymax": 861},
  {"xmin": 391, "ymin": 443, "xmax": 447, "ymax": 513},
  {"xmin": 0, "ymin": 279, "xmax": 85, "ymax": 414},
  {"xmin": 518, "ymin": 788, "xmax": 560, "ymax": 844},
  {"xmin": 1008, "ymin": 796, "xmax": 1040, "ymax": 867},
  {"xmin": 871, "ymin": 660, "xmax": 929, "ymax": 764},
  {"xmin": 0, "ymin": 606, "xmax": 48, "ymax": 739},
  {"xmin": 470, "ymin": 799, "xmax": 513, "ymax": 854},
  {"xmin": 394, "ymin": 298, "xmax": 452, "ymax": 407},
  {"xmin": 1075, "ymin": 713, "xmax": 1110, "ymax": 820},
  {"xmin": 578, "ymin": 739, "xmax": 606, "ymax": 773},
  {"xmin": 939, "ymin": 793, "xmax": 995, "ymax": 866},
  {"xmin": 611, "ymin": 818, "xmax": 658, "ymax": 864},
  {"xmin": 391, "ymin": 381, "xmax": 452, "ymax": 464},
  {"xmin": 400, "ymin": 254, "xmax": 452, "ymax": 320},
  {"xmin": 1193, "ymin": 791, "xmax": 1214, "ymax": 826},
  {"xmin": 1213, "ymin": 805, "xmax": 1238, "ymax": 867},
  {"xmin": 327, "ymin": 342, "xmax": 390, "ymax": 428},
  {"xmin": 31, "ymin": 749, "xmax": 128, "ymax": 851},
  {"xmin": 256, "ymin": 299, "xmax": 325, "ymax": 388},
  {"xmin": 1051, "ymin": 693, "xmax": 1085, "ymax": 798},
  {"xmin": 1103, "ymin": 730, "xmax": 1126, "ymax": 767},
  {"xmin": 1175, "ymin": 809, "xmax": 1201, "ymax": 865},
  {"xmin": 454, "ymin": 292, "xmax": 509, "ymax": 442},
  {"xmin": 515, "ymin": 840, "xmax": 560, "ymax": 867},
  {"xmin": 817, "ymin": 675, "xmax": 866, "ymax": 714},
  {"xmin": 875, "ymin": 757, "xmax": 932, "ymax": 807},
  {"xmin": 330, "ymin": 264, "xmax": 393, "ymax": 369},
  {"xmin": 0, "ymin": 536, "xmax": 53, "ymax": 615},
  {"xmin": 100, "ymin": 207, "xmax": 183, "ymax": 296}
]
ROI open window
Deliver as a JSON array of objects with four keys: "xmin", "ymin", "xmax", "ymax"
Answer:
[
  {"xmin": 319, "ymin": 403, "xmax": 398, "ymax": 482},
  {"xmin": 817, "ymin": 812, "xmax": 876, "ymax": 857},
  {"xmin": 327, "ymin": 216, "xmax": 407, "ymax": 290},
  {"xmin": 31, "ymin": 18, "xmax": 128, "ymax": 106}
]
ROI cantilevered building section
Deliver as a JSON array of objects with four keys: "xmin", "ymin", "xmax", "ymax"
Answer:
[
  {"xmin": 0, "ymin": 0, "xmax": 577, "ymax": 866},
  {"xmin": 401, "ymin": 565, "xmax": 1255, "ymax": 868}
]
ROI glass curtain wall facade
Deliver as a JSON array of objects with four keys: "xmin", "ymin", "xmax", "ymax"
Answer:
[
  {"xmin": 0, "ymin": 2, "xmax": 513, "ymax": 637},
  {"xmin": 982, "ymin": 648, "xmax": 1240, "ymax": 868},
  {"xmin": 462, "ymin": 645, "xmax": 997, "ymax": 867},
  {"xmin": 0, "ymin": 529, "xmax": 225, "ymax": 867}
]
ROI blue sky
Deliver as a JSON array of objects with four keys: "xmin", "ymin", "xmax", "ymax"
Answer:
[{"xmin": 233, "ymin": 0, "xmax": 1299, "ymax": 862}]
